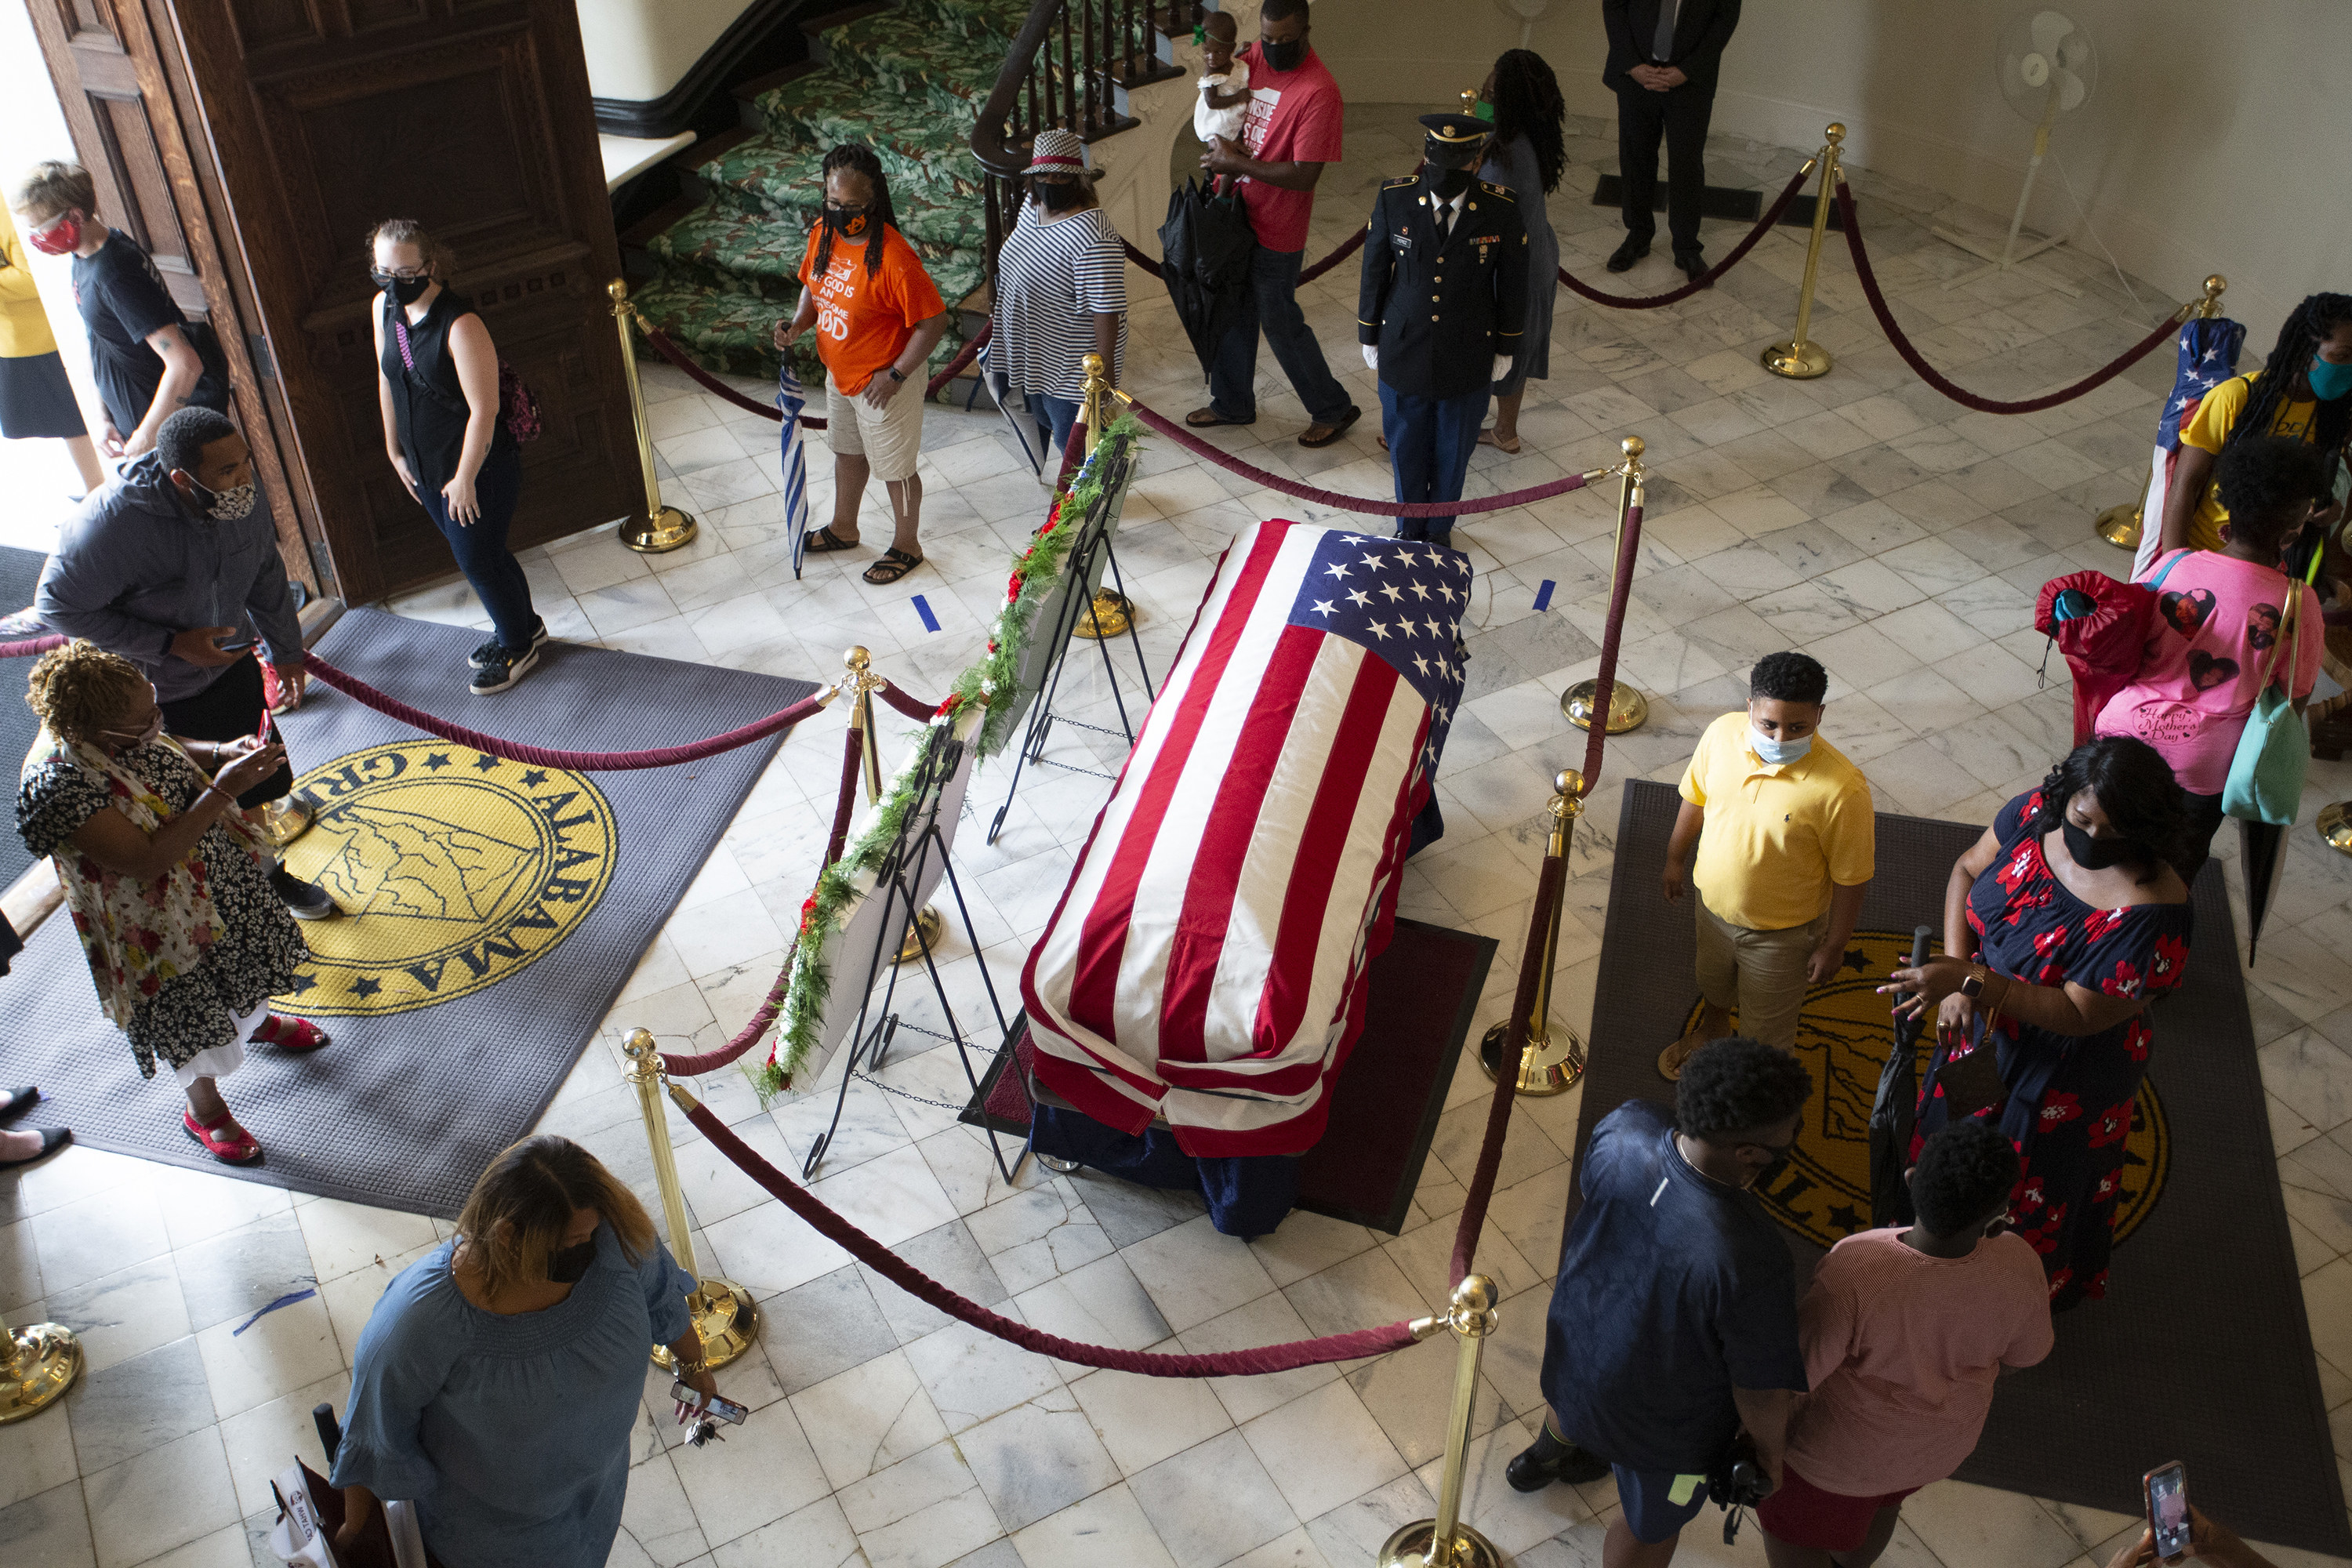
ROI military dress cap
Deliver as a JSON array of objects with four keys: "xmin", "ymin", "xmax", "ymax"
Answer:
[{"xmin": 1418, "ymin": 112, "xmax": 1490, "ymax": 161}]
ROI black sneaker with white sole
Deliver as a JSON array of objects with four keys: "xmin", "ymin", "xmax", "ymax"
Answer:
[
  {"xmin": 470, "ymin": 619, "xmax": 550, "ymax": 669},
  {"xmin": 269, "ymin": 866, "xmax": 336, "ymax": 920},
  {"xmin": 470, "ymin": 642, "xmax": 539, "ymax": 694}
]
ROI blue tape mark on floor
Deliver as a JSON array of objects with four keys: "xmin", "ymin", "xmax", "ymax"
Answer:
[
  {"xmin": 233, "ymin": 1287, "xmax": 318, "ymax": 1336},
  {"xmin": 912, "ymin": 594, "xmax": 941, "ymax": 632},
  {"xmin": 1534, "ymin": 579, "xmax": 1556, "ymax": 612}
]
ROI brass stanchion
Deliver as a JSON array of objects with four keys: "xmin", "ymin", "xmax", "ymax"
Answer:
[
  {"xmin": 844, "ymin": 647, "xmax": 948, "ymax": 964},
  {"xmin": 1760, "ymin": 125, "xmax": 1843, "ymax": 381},
  {"xmin": 1069, "ymin": 350, "xmax": 1138, "ymax": 641},
  {"xmin": 1377, "ymin": 1276, "xmax": 1504, "ymax": 1568},
  {"xmin": 2097, "ymin": 275, "xmax": 2226, "ymax": 551},
  {"xmin": 1563, "ymin": 437, "xmax": 1650, "ymax": 735},
  {"xmin": 1479, "ymin": 773, "xmax": 1587, "ymax": 1095},
  {"xmin": 622, "ymin": 1029, "xmax": 757, "ymax": 1371},
  {"xmin": 0, "ymin": 1308, "xmax": 81, "ymax": 1424},
  {"xmin": 612, "ymin": 279, "xmax": 700, "ymax": 554}
]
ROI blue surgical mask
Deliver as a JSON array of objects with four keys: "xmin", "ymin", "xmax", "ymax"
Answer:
[
  {"xmin": 2309, "ymin": 354, "xmax": 2352, "ymax": 401},
  {"xmin": 1749, "ymin": 724, "xmax": 1812, "ymax": 765}
]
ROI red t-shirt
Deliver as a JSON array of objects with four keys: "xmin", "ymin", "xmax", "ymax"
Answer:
[{"xmin": 1229, "ymin": 42, "xmax": 1345, "ymax": 254}]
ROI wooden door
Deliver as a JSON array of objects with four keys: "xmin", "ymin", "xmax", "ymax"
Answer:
[
  {"xmin": 25, "ymin": 0, "xmax": 327, "ymax": 593},
  {"xmin": 159, "ymin": 0, "xmax": 639, "ymax": 605}
]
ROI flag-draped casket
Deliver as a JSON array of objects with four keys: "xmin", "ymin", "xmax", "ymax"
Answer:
[{"xmin": 1021, "ymin": 519, "xmax": 1469, "ymax": 1156}]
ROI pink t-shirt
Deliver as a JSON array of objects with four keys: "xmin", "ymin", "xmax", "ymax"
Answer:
[
  {"xmin": 1229, "ymin": 42, "xmax": 1344, "ymax": 254},
  {"xmin": 2096, "ymin": 549, "xmax": 2324, "ymax": 796},
  {"xmin": 1783, "ymin": 1229, "xmax": 2053, "ymax": 1496}
]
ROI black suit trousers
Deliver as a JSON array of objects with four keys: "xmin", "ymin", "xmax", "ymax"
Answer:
[{"xmin": 1613, "ymin": 82, "xmax": 1716, "ymax": 252}]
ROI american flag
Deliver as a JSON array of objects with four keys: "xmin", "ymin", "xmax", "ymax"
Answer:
[
  {"xmin": 2132, "ymin": 315, "xmax": 2245, "ymax": 579},
  {"xmin": 779, "ymin": 362, "xmax": 813, "ymax": 579},
  {"xmin": 1022, "ymin": 520, "xmax": 1470, "ymax": 1156}
]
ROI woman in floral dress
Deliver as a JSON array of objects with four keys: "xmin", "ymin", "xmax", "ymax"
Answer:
[
  {"xmin": 1881, "ymin": 738, "xmax": 2193, "ymax": 1308},
  {"xmin": 16, "ymin": 641, "xmax": 326, "ymax": 1163}
]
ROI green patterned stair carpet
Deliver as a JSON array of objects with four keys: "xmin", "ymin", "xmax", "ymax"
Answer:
[{"xmin": 632, "ymin": 0, "xmax": 1026, "ymax": 386}]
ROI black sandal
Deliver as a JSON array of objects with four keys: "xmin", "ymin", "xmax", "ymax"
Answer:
[
  {"xmin": 1185, "ymin": 407, "xmax": 1255, "ymax": 429},
  {"xmin": 0, "ymin": 1127, "xmax": 69, "ymax": 1171},
  {"xmin": 862, "ymin": 548, "xmax": 924, "ymax": 586},
  {"xmin": 804, "ymin": 525, "xmax": 862, "ymax": 554}
]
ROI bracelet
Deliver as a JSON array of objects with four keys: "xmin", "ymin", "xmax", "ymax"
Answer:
[{"xmin": 674, "ymin": 1354, "xmax": 708, "ymax": 1374}]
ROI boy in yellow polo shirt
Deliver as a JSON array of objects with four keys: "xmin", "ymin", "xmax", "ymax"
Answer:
[{"xmin": 1660, "ymin": 652, "xmax": 1874, "ymax": 1081}]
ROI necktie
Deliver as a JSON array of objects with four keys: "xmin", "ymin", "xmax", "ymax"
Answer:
[{"xmin": 1653, "ymin": 0, "xmax": 1678, "ymax": 60}]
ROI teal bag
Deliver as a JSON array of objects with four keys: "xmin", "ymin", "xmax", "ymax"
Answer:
[{"xmin": 2221, "ymin": 552, "xmax": 2320, "ymax": 826}]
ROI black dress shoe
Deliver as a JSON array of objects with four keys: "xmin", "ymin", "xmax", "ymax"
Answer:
[
  {"xmin": 1674, "ymin": 250, "xmax": 1710, "ymax": 284},
  {"xmin": 1506, "ymin": 1433, "xmax": 1614, "ymax": 1491},
  {"xmin": 0, "ymin": 1127, "xmax": 71, "ymax": 1171},
  {"xmin": 1606, "ymin": 236, "xmax": 1651, "ymax": 272}
]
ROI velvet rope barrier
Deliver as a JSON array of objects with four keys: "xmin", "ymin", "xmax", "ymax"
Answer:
[
  {"xmin": 1122, "ymin": 224, "xmax": 1365, "ymax": 285},
  {"xmin": 1834, "ymin": 183, "xmax": 2183, "ymax": 416},
  {"xmin": 1127, "ymin": 399, "xmax": 1595, "ymax": 516},
  {"xmin": 874, "ymin": 680, "xmax": 943, "ymax": 723},
  {"xmin": 635, "ymin": 321, "xmax": 994, "ymax": 428},
  {"xmin": 681, "ymin": 1091, "xmax": 1421, "ymax": 1374},
  {"xmin": 1578, "ymin": 501, "xmax": 1645, "ymax": 794},
  {"xmin": 0, "ymin": 634, "xmax": 67, "ymax": 659},
  {"xmin": 1450, "ymin": 848, "xmax": 1565, "ymax": 1286},
  {"xmin": 301, "ymin": 652, "xmax": 830, "ymax": 770},
  {"xmin": 824, "ymin": 722, "xmax": 864, "ymax": 868},
  {"xmin": 1556, "ymin": 162, "xmax": 1813, "ymax": 310}
]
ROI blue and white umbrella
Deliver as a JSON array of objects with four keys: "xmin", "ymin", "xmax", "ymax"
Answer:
[{"xmin": 779, "ymin": 361, "xmax": 814, "ymax": 579}]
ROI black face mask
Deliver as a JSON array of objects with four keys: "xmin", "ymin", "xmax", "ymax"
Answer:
[
  {"xmin": 822, "ymin": 202, "xmax": 873, "ymax": 238},
  {"xmin": 1426, "ymin": 162, "xmax": 1474, "ymax": 200},
  {"xmin": 1260, "ymin": 36, "xmax": 1305, "ymax": 71},
  {"xmin": 1036, "ymin": 178, "xmax": 1086, "ymax": 212},
  {"xmin": 2063, "ymin": 818, "xmax": 2136, "ymax": 871},
  {"xmin": 372, "ymin": 272, "xmax": 430, "ymax": 305},
  {"xmin": 547, "ymin": 1238, "xmax": 597, "ymax": 1283}
]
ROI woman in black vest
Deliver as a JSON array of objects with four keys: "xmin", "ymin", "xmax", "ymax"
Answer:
[{"xmin": 368, "ymin": 219, "xmax": 545, "ymax": 693}]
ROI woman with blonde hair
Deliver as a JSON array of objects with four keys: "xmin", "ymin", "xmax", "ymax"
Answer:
[
  {"xmin": 15, "ymin": 640, "xmax": 321, "ymax": 1163},
  {"xmin": 332, "ymin": 1134, "xmax": 724, "ymax": 1566}
]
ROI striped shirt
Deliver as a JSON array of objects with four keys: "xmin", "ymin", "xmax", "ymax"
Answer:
[{"xmin": 985, "ymin": 204, "xmax": 1127, "ymax": 401}]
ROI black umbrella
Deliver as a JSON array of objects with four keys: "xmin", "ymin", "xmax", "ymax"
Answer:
[
  {"xmin": 2240, "ymin": 817, "xmax": 2287, "ymax": 963},
  {"xmin": 1157, "ymin": 177, "xmax": 1256, "ymax": 375},
  {"xmin": 1868, "ymin": 925, "xmax": 1934, "ymax": 1231}
]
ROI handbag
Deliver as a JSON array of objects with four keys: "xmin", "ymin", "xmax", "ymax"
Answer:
[
  {"xmin": 1929, "ymin": 1001, "xmax": 2009, "ymax": 1122},
  {"xmin": 2221, "ymin": 549, "xmax": 2320, "ymax": 826},
  {"xmin": 391, "ymin": 309, "xmax": 541, "ymax": 445}
]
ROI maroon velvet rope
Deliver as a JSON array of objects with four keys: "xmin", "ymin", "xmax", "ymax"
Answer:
[
  {"xmin": 1127, "ymin": 400, "xmax": 1592, "ymax": 516},
  {"xmin": 635, "ymin": 321, "xmax": 993, "ymax": 429},
  {"xmin": 1121, "ymin": 228, "xmax": 1366, "ymax": 285},
  {"xmin": 684, "ymin": 1097, "xmax": 1420, "ymax": 1374},
  {"xmin": 1834, "ymin": 183, "xmax": 2183, "ymax": 416},
  {"xmin": 1451, "ymin": 849, "xmax": 1563, "ymax": 1285},
  {"xmin": 1580, "ymin": 501, "xmax": 1645, "ymax": 793},
  {"xmin": 874, "ymin": 681, "xmax": 942, "ymax": 722},
  {"xmin": 0, "ymin": 635, "xmax": 67, "ymax": 659},
  {"xmin": 1555, "ymin": 162, "xmax": 1813, "ymax": 310},
  {"xmin": 300, "ymin": 652, "xmax": 826, "ymax": 770}
]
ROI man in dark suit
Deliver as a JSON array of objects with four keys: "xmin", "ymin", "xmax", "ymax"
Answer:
[{"xmin": 1602, "ymin": 0, "xmax": 1742, "ymax": 282}]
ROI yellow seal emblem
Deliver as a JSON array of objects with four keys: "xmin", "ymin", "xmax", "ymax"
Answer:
[
  {"xmin": 274, "ymin": 741, "xmax": 618, "ymax": 1016},
  {"xmin": 1686, "ymin": 929, "xmax": 2169, "ymax": 1248}
]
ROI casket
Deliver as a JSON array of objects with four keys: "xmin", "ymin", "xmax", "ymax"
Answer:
[{"xmin": 1020, "ymin": 519, "xmax": 1470, "ymax": 1156}]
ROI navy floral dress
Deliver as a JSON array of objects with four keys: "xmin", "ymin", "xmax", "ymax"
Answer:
[{"xmin": 1913, "ymin": 789, "xmax": 2192, "ymax": 1306}]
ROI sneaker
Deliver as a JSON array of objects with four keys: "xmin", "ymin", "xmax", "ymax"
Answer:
[
  {"xmin": 269, "ymin": 866, "xmax": 336, "ymax": 920},
  {"xmin": 470, "ymin": 621, "xmax": 550, "ymax": 669},
  {"xmin": 470, "ymin": 642, "xmax": 539, "ymax": 695}
]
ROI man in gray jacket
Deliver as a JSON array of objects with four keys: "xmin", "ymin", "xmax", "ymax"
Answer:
[{"xmin": 38, "ymin": 405, "xmax": 332, "ymax": 918}]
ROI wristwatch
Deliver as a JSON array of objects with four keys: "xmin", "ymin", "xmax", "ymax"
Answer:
[
  {"xmin": 1959, "ymin": 963, "xmax": 1989, "ymax": 1000},
  {"xmin": 887, "ymin": 367, "xmax": 907, "ymax": 383}
]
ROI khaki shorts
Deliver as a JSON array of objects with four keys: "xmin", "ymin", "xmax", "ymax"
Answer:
[
  {"xmin": 824, "ymin": 373, "xmax": 924, "ymax": 482},
  {"xmin": 1693, "ymin": 894, "xmax": 1828, "ymax": 1050}
]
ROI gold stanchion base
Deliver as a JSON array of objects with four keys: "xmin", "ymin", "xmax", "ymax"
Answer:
[
  {"xmin": 1760, "ymin": 339, "xmax": 1832, "ymax": 380},
  {"xmin": 2319, "ymin": 803, "xmax": 2352, "ymax": 856},
  {"xmin": 1479, "ymin": 1019, "xmax": 1585, "ymax": 1096},
  {"xmin": 1073, "ymin": 590, "xmax": 1134, "ymax": 641},
  {"xmin": 1376, "ymin": 1519, "xmax": 1503, "ymax": 1568},
  {"xmin": 258, "ymin": 794, "xmax": 314, "ymax": 848},
  {"xmin": 622, "ymin": 506, "xmax": 700, "ymax": 554},
  {"xmin": 1563, "ymin": 678, "xmax": 1648, "ymax": 735},
  {"xmin": 0, "ymin": 1321, "xmax": 83, "ymax": 1423},
  {"xmin": 650, "ymin": 1280, "xmax": 758, "ymax": 1372},
  {"xmin": 2096, "ymin": 504, "xmax": 2143, "ymax": 550},
  {"xmin": 895, "ymin": 906, "xmax": 946, "ymax": 965}
]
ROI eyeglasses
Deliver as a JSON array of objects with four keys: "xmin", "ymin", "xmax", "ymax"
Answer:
[{"xmin": 371, "ymin": 264, "xmax": 430, "ymax": 281}]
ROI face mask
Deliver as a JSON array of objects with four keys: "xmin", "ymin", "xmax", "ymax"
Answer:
[
  {"xmin": 1472, "ymin": 99, "xmax": 1495, "ymax": 122},
  {"xmin": 187, "ymin": 477, "xmax": 259, "ymax": 522},
  {"xmin": 547, "ymin": 1238, "xmax": 597, "ymax": 1283},
  {"xmin": 1748, "ymin": 724, "xmax": 1811, "ymax": 765},
  {"xmin": 2062, "ymin": 817, "xmax": 2135, "ymax": 870},
  {"xmin": 1036, "ymin": 179, "xmax": 1085, "ymax": 212},
  {"xmin": 372, "ymin": 271, "xmax": 430, "ymax": 305},
  {"xmin": 2309, "ymin": 354, "xmax": 2352, "ymax": 402},
  {"xmin": 104, "ymin": 710, "xmax": 162, "ymax": 749},
  {"xmin": 1260, "ymin": 37, "xmax": 1305, "ymax": 71},
  {"xmin": 27, "ymin": 212, "xmax": 81, "ymax": 256},
  {"xmin": 1427, "ymin": 162, "xmax": 1474, "ymax": 199},
  {"xmin": 823, "ymin": 202, "xmax": 872, "ymax": 238}
]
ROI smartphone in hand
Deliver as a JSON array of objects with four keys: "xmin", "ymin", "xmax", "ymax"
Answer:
[
  {"xmin": 2143, "ymin": 1461, "xmax": 2190, "ymax": 1561},
  {"xmin": 668, "ymin": 1381, "xmax": 748, "ymax": 1425}
]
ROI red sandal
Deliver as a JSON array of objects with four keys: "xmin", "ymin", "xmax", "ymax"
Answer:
[
  {"xmin": 183, "ymin": 1107, "xmax": 263, "ymax": 1165},
  {"xmin": 249, "ymin": 1015, "xmax": 331, "ymax": 1052}
]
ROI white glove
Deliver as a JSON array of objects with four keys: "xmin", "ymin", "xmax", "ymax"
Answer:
[
  {"xmin": 1492, "ymin": 353, "xmax": 1514, "ymax": 382},
  {"xmin": 1363, "ymin": 343, "xmax": 1380, "ymax": 371}
]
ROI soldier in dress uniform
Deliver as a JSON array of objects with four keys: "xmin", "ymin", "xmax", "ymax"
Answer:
[{"xmin": 1357, "ymin": 111, "xmax": 1530, "ymax": 544}]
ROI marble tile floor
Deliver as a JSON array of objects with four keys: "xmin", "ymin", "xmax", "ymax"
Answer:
[{"xmin": 6, "ymin": 105, "xmax": 2352, "ymax": 1568}]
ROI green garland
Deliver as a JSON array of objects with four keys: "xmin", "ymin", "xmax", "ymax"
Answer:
[{"xmin": 753, "ymin": 415, "xmax": 1144, "ymax": 1098}]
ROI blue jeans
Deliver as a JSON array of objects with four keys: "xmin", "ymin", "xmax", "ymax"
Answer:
[
  {"xmin": 1030, "ymin": 392, "xmax": 1083, "ymax": 463},
  {"xmin": 1208, "ymin": 245, "xmax": 1352, "ymax": 426},
  {"xmin": 1379, "ymin": 379, "xmax": 1490, "ymax": 543},
  {"xmin": 419, "ymin": 445, "xmax": 539, "ymax": 651}
]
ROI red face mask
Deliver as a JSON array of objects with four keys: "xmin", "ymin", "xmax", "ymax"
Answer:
[{"xmin": 26, "ymin": 212, "xmax": 81, "ymax": 256}]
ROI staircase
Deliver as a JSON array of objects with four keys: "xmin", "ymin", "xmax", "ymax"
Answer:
[{"xmin": 626, "ymin": 0, "xmax": 1033, "ymax": 385}]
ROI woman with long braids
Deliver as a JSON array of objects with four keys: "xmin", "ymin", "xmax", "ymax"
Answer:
[
  {"xmin": 1475, "ymin": 49, "xmax": 1566, "ymax": 454},
  {"xmin": 2157, "ymin": 292, "xmax": 2352, "ymax": 557},
  {"xmin": 1879, "ymin": 739, "xmax": 2193, "ymax": 1310},
  {"xmin": 773, "ymin": 144, "xmax": 949, "ymax": 585}
]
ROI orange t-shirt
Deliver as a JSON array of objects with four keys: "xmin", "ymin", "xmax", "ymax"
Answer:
[{"xmin": 796, "ymin": 224, "xmax": 946, "ymax": 395}]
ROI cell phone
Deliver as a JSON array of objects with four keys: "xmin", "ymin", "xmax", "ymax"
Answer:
[
  {"xmin": 669, "ymin": 1381, "xmax": 747, "ymax": 1425},
  {"xmin": 2144, "ymin": 1461, "xmax": 2190, "ymax": 1560}
]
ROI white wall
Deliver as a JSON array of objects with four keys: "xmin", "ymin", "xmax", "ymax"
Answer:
[
  {"xmin": 576, "ymin": 0, "xmax": 753, "ymax": 106},
  {"xmin": 1309, "ymin": 0, "xmax": 2352, "ymax": 338}
]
